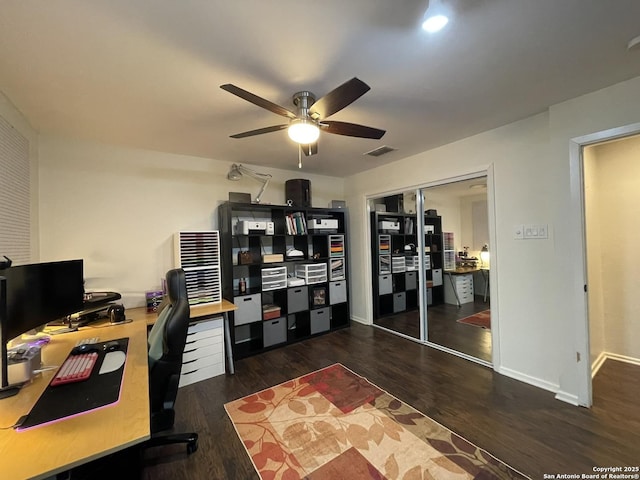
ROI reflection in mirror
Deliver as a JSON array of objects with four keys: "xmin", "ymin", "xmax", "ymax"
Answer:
[
  {"xmin": 421, "ymin": 178, "xmax": 491, "ymax": 362},
  {"xmin": 369, "ymin": 177, "xmax": 491, "ymax": 363}
]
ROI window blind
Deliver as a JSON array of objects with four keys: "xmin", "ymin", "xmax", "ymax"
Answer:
[{"xmin": 0, "ymin": 113, "xmax": 30, "ymax": 264}]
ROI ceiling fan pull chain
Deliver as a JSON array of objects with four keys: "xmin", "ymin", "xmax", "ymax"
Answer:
[{"xmin": 298, "ymin": 145, "xmax": 303, "ymax": 169}]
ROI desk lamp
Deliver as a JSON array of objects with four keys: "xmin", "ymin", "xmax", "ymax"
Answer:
[
  {"xmin": 480, "ymin": 244, "xmax": 490, "ymax": 268},
  {"xmin": 227, "ymin": 164, "xmax": 272, "ymax": 204}
]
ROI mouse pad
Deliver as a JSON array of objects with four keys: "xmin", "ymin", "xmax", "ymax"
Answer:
[{"xmin": 17, "ymin": 337, "xmax": 129, "ymax": 431}]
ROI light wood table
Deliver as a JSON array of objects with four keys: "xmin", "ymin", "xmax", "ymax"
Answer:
[
  {"xmin": 0, "ymin": 315, "xmax": 150, "ymax": 480},
  {"xmin": 137, "ymin": 299, "xmax": 238, "ymax": 374}
]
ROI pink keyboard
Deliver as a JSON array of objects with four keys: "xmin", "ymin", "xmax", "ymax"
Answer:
[{"xmin": 51, "ymin": 352, "xmax": 98, "ymax": 386}]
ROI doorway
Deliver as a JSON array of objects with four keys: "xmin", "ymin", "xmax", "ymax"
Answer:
[
  {"xmin": 572, "ymin": 121, "xmax": 640, "ymax": 407},
  {"xmin": 369, "ymin": 175, "xmax": 492, "ymax": 363},
  {"xmin": 583, "ymin": 133, "xmax": 640, "ymax": 393}
]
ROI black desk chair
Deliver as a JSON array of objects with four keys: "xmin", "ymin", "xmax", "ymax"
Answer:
[{"xmin": 144, "ymin": 268, "xmax": 198, "ymax": 454}]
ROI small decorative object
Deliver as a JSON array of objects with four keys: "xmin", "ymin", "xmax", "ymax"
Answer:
[
  {"xmin": 239, "ymin": 277, "xmax": 247, "ymax": 294},
  {"xmin": 238, "ymin": 251, "xmax": 252, "ymax": 265},
  {"xmin": 313, "ymin": 286, "xmax": 327, "ymax": 306},
  {"xmin": 146, "ymin": 290, "xmax": 164, "ymax": 313},
  {"xmin": 313, "ymin": 253, "xmax": 321, "ymax": 259}
]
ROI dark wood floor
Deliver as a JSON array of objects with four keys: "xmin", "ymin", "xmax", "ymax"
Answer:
[
  {"xmin": 374, "ymin": 296, "xmax": 492, "ymax": 361},
  {"xmin": 140, "ymin": 323, "xmax": 640, "ymax": 480}
]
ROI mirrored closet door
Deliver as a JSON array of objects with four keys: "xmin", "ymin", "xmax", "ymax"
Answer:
[{"xmin": 370, "ymin": 177, "xmax": 492, "ymax": 363}]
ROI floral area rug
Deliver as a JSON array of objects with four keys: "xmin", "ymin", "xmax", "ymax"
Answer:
[
  {"xmin": 225, "ymin": 363, "xmax": 527, "ymax": 479},
  {"xmin": 457, "ymin": 310, "xmax": 491, "ymax": 329}
]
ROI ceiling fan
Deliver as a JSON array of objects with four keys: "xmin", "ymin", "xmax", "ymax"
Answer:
[{"xmin": 220, "ymin": 77, "xmax": 385, "ymax": 156}]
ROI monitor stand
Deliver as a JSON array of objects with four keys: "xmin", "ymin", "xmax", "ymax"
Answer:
[
  {"xmin": 0, "ymin": 384, "xmax": 20, "ymax": 399},
  {"xmin": 0, "ymin": 277, "xmax": 18, "ymax": 399}
]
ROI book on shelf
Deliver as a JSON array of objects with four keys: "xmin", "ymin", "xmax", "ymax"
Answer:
[{"xmin": 286, "ymin": 212, "xmax": 307, "ymax": 235}]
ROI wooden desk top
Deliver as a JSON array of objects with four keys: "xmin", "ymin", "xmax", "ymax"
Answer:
[
  {"xmin": 136, "ymin": 298, "xmax": 238, "ymax": 327},
  {"xmin": 445, "ymin": 267, "xmax": 489, "ymax": 275},
  {"xmin": 0, "ymin": 315, "xmax": 150, "ymax": 480}
]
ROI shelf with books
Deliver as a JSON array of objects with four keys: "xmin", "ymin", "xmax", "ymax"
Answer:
[{"xmin": 218, "ymin": 202, "xmax": 350, "ymax": 359}]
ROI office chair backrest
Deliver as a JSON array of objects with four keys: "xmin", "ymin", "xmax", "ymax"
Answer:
[{"xmin": 147, "ymin": 268, "xmax": 190, "ymax": 432}]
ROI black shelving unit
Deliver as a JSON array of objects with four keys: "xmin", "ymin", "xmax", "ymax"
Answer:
[
  {"xmin": 371, "ymin": 210, "xmax": 444, "ymax": 319},
  {"xmin": 218, "ymin": 202, "xmax": 350, "ymax": 359}
]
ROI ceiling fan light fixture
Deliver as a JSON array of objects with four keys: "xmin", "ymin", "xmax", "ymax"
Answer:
[
  {"xmin": 422, "ymin": 0, "xmax": 450, "ymax": 33},
  {"xmin": 288, "ymin": 119, "xmax": 320, "ymax": 144}
]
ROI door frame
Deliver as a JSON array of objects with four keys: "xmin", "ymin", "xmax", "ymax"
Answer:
[{"xmin": 570, "ymin": 121, "xmax": 640, "ymax": 407}]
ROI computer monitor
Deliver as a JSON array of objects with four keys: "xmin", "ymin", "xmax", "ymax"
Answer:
[{"xmin": 0, "ymin": 259, "xmax": 84, "ymax": 342}]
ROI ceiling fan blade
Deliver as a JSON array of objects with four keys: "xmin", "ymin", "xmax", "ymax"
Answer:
[
  {"xmin": 301, "ymin": 142, "xmax": 318, "ymax": 156},
  {"xmin": 309, "ymin": 77, "xmax": 370, "ymax": 119},
  {"xmin": 230, "ymin": 124, "xmax": 288, "ymax": 139},
  {"xmin": 321, "ymin": 121, "xmax": 385, "ymax": 139},
  {"xmin": 221, "ymin": 84, "xmax": 297, "ymax": 119}
]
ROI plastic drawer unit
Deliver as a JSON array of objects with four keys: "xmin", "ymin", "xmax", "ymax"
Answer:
[
  {"xmin": 295, "ymin": 263, "xmax": 327, "ymax": 284},
  {"xmin": 392, "ymin": 256, "xmax": 406, "ymax": 273},
  {"xmin": 262, "ymin": 266, "xmax": 287, "ymax": 291}
]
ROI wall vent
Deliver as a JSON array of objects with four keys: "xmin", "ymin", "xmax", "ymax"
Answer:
[{"xmin": 364, "ymin": 145, "xmax": 397, "ymax": 157}]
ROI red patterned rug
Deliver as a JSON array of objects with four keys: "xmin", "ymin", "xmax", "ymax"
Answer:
[
  {"xmin": 225, "ymin": 363, "xmax": 527, "ymax": 479},
  {"xmin": 457, "ymin": 309, "xmax": 491, "ymax": 329}
]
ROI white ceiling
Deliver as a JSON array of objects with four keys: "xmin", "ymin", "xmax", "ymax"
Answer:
[{"xmin": 1, "ymin": 0, "xmax": 640, "ymax": 177}]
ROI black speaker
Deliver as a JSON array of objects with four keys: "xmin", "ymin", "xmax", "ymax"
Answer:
[{"xmin": 285, "ymin": 179, "xmax": 312, "ymax": 208}]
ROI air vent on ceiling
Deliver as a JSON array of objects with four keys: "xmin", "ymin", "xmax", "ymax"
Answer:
[{"xmin": 364, "ymin": 145, "xmax": 397, "ymax": 157}]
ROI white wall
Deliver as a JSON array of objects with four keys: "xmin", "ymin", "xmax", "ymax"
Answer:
[
  {"xmin": 345, "ymin": 75, "xmax": 640, "ymax": 403},
  {"xmin": 588, "ymin": 136, "xmax": 640, "ymax": 363},
  {"xmin": 37, "ymin": 135, "xmax": 345, "ymax": 307}
]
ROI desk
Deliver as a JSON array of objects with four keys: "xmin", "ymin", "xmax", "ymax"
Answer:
[
  {"xmin": 0, "ymin": 315, "xmax": 150, "ymax": 480},
  {"xmin": 139, "ymin": 299, "xmax": 238, "ymax": 375},
  {"xmin": 444, "ymin": 267, "xmax": 489, "ymax": 307}
]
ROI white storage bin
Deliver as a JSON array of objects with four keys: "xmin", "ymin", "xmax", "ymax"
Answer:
[
  {"xmin": 262, "ymin": 266, "xmax": 287, "ymax": 291},
  {"xmin": 392, "ymin": 256, "xmax": 406, "ymax": 273},
  {"xmin": 295, "ymin": 263, "xmax": 327, "ymax": 284}
]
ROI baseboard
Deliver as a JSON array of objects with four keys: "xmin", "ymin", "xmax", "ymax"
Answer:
[
  {"xmin": 600, "ymin": 352, "xmax": 640, "ymax": 367},
  {"xmin": 591, "ymin": 351, "xmax": 607, "ymax": 378},
  {"xmin": 350, "ymin": 315, "xmax": 370, "ymax": 326},
  {"xmin": 497, "ymin": 366, "xmax": 559, "ymax": 395},
  {"xmin": 555, "ymin": 390, "xmax": 580, "ymax": 406}
]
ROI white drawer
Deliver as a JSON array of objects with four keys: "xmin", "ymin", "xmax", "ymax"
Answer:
[
  {"xmin": 183, "ymin": 335, "xmax": 223, "ymax": 360},
  {"xmin": 186, "ymin": 323, "xmax": 223, "ymax": 343},
  {"xmin": 182, "ymin": 350, "xmax": 223, "ymax": 371},
  {"xmin": 262, "ymin": 279, "xmax": 288, "ymax": 291},
  {"xmin": 179, "ymin": 361, "xmax": 225, "ymax": 387},
  {"xmin": 187, "ymin": 316, "xmax": 223, "ymax": 334}
]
